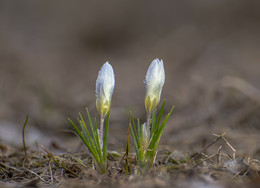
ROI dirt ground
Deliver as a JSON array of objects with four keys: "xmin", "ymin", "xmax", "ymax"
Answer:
[{"xmin": 0, "ymin": 1, "xmax": 260, "ymax": 187}]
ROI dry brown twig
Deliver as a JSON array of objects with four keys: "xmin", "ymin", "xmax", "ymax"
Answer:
[
  {"xmin": 213, "ymin": 133, "xmax": 236, "ymax": 160},
  {"xmin": 189, "ymin": 131, "xmax": 239, "ymax": 169},
  {"xmin": 189, "ymin": 132, "xmax": 227, "ymax": 164}
]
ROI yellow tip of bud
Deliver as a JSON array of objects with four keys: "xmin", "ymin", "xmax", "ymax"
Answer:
[
  {"xmin": 96, "ymin": 97, "xmax": 111, "ymax": 118},
  {"xmin": 145, "ymin": 95, "xmax": 159, "ymax": 114}
]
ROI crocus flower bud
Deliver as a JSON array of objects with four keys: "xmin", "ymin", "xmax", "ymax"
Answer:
[
  {"xmin": 144, "ymin": 58, "xmax": 165, "ymax": 114},
  {"xmin": 96, "ymin": 62, "xmax": 115, "ymax": 117}
]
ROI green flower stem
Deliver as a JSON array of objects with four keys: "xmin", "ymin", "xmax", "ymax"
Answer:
[{"xmin": 99, "ymin": 116, "xmax": 105, "ymax": 152}]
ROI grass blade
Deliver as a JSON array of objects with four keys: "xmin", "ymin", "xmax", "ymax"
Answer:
[{"xmin": 22, "ymin": 114, "xmax": 29, "ymax": 157}]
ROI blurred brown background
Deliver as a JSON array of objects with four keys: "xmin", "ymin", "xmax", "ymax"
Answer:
[{"xmin": 0, "ymin": 1, "xmax": 259, "ymax": 158}]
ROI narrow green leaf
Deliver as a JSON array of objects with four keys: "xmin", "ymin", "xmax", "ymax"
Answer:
[
  {"xmin": 68, "ymin": 118, "xmax": 101, "ymax": 164},
  {"xmin": 79, "ymin": 113, "xmax": 99, "ymax": 154},
  {"xmin": 77, "ymin": 118, "xmax": 91, "ymax": 144},
  {"xmin": 147, "ymin": 106, "xmax": 175, "ymax": 158},
  {"xmin": 156, "ymin": 100, "xmax": 166, "ymax": 132},
  {"xmin": 151, "ymin": 109, "xmax": 156, "ymax": 138},
  {"xmin": 94, "ymin": 118, "xmax": 101, "ymax": 152},
  {"xmin": 94, "ymin": 118, "xmax": 98, "ymax": 132},
  {"xmin": 85, "ymin": 108, "xmax": 102, "ymax": 156},
  {"xmin": 137, "ymin": 118, "xmax": 141, "ymax": 139},
  {"xmin": 156, "ymin": 106, "xmax": 175, "ymax": 140},
  {"xmin": 68, "ymin": 118, "xmax": 82, "ymax": 138},
  {"xmin": 129, "ymin": 120, "xmax": 140, "ymax": 160},
  {"xmin": 139, "ymin": 121, "xmax": 144, "ymax": 162},
  {"xmin": 78, "ymin": 120, "xmax": 100, "ymax": 160},
  {"xmin": 85, "ymin": 108, "xmax": 96, "ymax": 138},
  {"xmin": 130, "ymin": 113, "xmax": 140, "ymax": 148},
  {"xmin": 137, "ymin": 119, "xmax": 141, "ymax": 138}
]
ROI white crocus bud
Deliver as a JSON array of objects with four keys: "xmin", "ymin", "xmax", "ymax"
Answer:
[
  {"xmin": 144, "ymin": 58, "xmax": 165, "ymax": 114},
  {"xmin": 96, "ymin": 62, "xmax": 115, "ymax": 118}
]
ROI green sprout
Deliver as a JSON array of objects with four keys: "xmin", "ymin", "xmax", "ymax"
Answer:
[
  {"xmin": 68, "ymin": 62, "xmax": 115, "ymax": 173},
  {"xmin": 130, "ymin": 59, "xmax": 174, "ymax": 170}
]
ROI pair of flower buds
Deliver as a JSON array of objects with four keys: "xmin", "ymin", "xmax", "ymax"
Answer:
[{"xmin": 96, "ymin": 58, "xmax": 165, "ymax": 117}]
